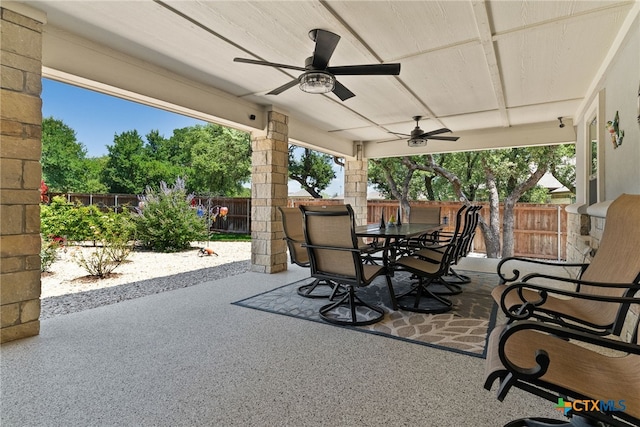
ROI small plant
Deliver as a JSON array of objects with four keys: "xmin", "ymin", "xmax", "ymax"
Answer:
[
  {"xmin": 104, "ymin": 238, "xmax": 133, "ymax": 263},
  {"xmin": 72, "ymin": 241, "xmax": 129, "ymax": 278},
  {"xmin": 40, "ymin": 236, "xmax": 61, "ymax": 272}
]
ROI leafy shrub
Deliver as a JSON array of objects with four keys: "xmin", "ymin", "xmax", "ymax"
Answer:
[
  {"xmin": 41, "ymin": 196, "xmax": 88, "ymax": 242},
  {"xmin": 41, "ymin": 196, "xmax": 135, "ymax": 244},
  {"xmin": 96, "ymin": 208, "xmax": 136, "ymax": 244},
  {"xmin": 40, "ymin": 235, "xmax": 61, "ymax": 272},
  {"xmin": 134, "ymin": 178, "xmax": 207, "ymax": 252},
  {"xmin": 72, "ymin": 242, "xmax": 129, "ymax": 278}
]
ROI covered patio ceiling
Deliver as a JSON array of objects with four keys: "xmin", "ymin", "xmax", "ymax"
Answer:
[{"xmin": 20, "ymin": 0, "xmax": 638, "ymax": 158}]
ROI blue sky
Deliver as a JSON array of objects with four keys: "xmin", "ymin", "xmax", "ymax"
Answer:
[
  {"xmin": 42, "ymin": 78, "xmax": 346, "ymax": 195},
  {"xmin": 42, "ymin": 79, "xmax": 206, "ymax": 157}
]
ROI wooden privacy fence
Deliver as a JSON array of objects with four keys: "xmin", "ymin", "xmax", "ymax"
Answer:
[
  {"xmin": 191, "ymin": 196, "xmax": 251, "ymax": 234},
  {"xmin": 364, "ymin": 200, "xmax": 567, "ymax": 260},
  {"xmin": 51, "ymin": 194, "xmax": 567, "ymax": 259},
  {"xmin": 50, "ymin": 193, "xmax": 139, "ymax": 212},
  {"xmin": 292, "ymin": 199, "xmax": 567, "ymax": 260}
]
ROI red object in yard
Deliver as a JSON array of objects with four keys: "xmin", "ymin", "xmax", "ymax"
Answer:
[
  {"xmin": 198, "ymin": 247, "xmax": 218, "ymax": 257},
  {"xmin": 40, "ymin": 180, "xmax": 49, "ymax": 204}
]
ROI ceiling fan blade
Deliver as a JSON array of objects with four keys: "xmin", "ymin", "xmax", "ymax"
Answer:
[
  {"xmin": 376, "ymin": 137, "xmax": 403, "ymax": 144},
  {"xmin": 420, "ymin": 127, "xmax": 453, "ymax": 137},
  {"xmin": 328, "ymin": 63, "xmax": 401, "ymax": 76},
  {"xmin": 311, "ymin": 29, "xmax": 340, "ymax": 69},
  {"xmin": 267, "ymin": 79, "xmax": 300, "ymax": 95},
  {"xmin": 332, "ymin": 80, "xmax": 355, "ymax": 101},
  {"xmin": 234, "ymin": 57, "xmax": 306, "ymax": 72},
  {"xmin": 426, "ymin": 135, "xmax": 460, "ymax": 141},
  {"xmin": 388, "ymin": 131, "xmax": 411, "ymax": 137}
]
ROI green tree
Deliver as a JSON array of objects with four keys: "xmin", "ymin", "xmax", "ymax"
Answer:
[
  {"xmin": 368, "ymin": 154, "xmax": 471, "ymax": 217},
  {"xmin": 408, "ymin": 145, "xmax": 572, "ymax": 257},
  {"xmin": 41, "ymin": 117, "xmax": 88, "ymax": 192},
  {"xmin": 288, "ymin": 146, "xmax": 336, "ymax": 198},
  {"xmin": 369, "ymin": 144, "xmax": 575, "ymax": 258},
  {"xmin": 550, "ymin": 143, "xmax": 576, "ymax": 194},
  {"xmin": 102, "ymin": 130, "xmax": 147, "ymax": 193},
  {"xmin": 184, "ymin": 124, "xmax": 251, "ymax": 195},
  {"xmin": 368, "ymin": 157, "xmax": 417, "ymax": 216},
  {"xmin": 82, "ymin": 156, "xmax": 109, "ymax": 193},
  {"xmin": 165, "ymin": 127, "xmax": 195, "ymax": 166}
]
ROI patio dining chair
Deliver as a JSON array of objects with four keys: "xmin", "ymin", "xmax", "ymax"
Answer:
[
  {"xmin": 392, "ymin": 205, "xmax": 468, "ymax": 313},
  {"xmin": 300, "ymin": 204, "xmax": 397, "ymax": 326},
  {"xmin": 395, "ymin": 206, "xmax": 441, "ymax": 256},
  {"xmin": 484, "ymin": 315, "xmax": 640, "ymax": 427},
  {"xmin": 412, "ymin": 205, "xmax": 481, "ymax": 291},
  {"xmin": 278, "ymin": 206, "xmax": 342, "ymax": 299},
  {"xmin": 493, "ymin": 193, "xmax": 640, "ymax": 337}
]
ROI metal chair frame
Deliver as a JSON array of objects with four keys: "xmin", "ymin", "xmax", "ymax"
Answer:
[
  {"xmin": 392, "ymin": 206, "xmax": 468, "ymax": 313},
  {"xmin": 278, "ymin": 206, "xmax": 342, "ymax": 299},
  {"xmin": 300, "ymin": 204, "xmax": 397, "ymax": 326}
]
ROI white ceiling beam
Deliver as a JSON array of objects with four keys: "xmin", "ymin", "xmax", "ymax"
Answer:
[
  {"xmin": 42, "ymin": 25, "xmax": 266, "ymax": 133},
  {"xmin": 492, "ymin": 2, "xmax": 635, "ymax": 41},
  {"xmin": 363, "ymin": 119, "xmax": 576, "ymax": 159},
  {"xmin": 42, "ymin": 24, "xmax": 355, "ymax": 157},
  {"xmin": 471, "ymin": 0, "xmax": 509, "ymax": 127},
  {"xmin": 288, "ymin": 117, "xmax": 355, "ymax": 158}
]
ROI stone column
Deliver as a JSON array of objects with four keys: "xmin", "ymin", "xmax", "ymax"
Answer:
[
  {"xmin": 565, "ymin": 211, "xmax": 591, "ymax": 263},
  {"xmin": 1, "ymin": 6, "xmax": 45, "ymax": 343},
  {"xmin": 250, "ymin": 110, "xmax": 288, "ymax": 273},
  {"xmin": 343, "ymin": 143, "xmax": 368, "ymax": 226}
]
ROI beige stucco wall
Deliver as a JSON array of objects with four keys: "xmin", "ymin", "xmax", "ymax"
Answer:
[
  {"xmin": 602, "ymin": 15, "xmax": 640, "ymax": 199},
  {"xmin": 566, "ymin": 13, "xmax": 639, "ymax": 341},
  {"xmin": 574, "ymin": 13, "xmax": 640, "ymax": 203}
]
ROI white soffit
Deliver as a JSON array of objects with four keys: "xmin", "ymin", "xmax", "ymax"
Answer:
[{"xmin": 21, "ymin": 0, "xmax": 637, "ymax": 156}]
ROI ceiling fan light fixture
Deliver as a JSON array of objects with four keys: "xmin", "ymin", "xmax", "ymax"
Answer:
[
  {"xmin": 407, "ymin": 138, "xmax": 427, "ymax": 147},
  {"xmin": 299, "ymin": 71, "xmax": 335, "ymax": 94}
]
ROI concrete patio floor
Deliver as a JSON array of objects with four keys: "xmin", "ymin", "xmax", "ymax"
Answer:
[{"xmin": 1, "ymin": 258, "xmax": 567, "ymax": 426}]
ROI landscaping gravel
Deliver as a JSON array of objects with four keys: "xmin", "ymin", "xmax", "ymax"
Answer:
[{"xmin": 40, "ymin": 242, "xmax": 251, "ymax": 319}]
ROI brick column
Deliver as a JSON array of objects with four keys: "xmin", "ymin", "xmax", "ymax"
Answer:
[
  {"xmin": 250, "ymin": 111, "xmax": 288, "ymax": 273},
  {"xmin": 343, "ymin": 143, "xmax": 368, "ymax": 226},
  {"xmin": 1, "ymin": 6, "xmax": 45, "ymax": 343}
]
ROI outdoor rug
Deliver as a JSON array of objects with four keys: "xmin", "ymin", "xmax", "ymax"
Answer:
[{"xmin": 233, "ymin": 270, "xmax": 499, "ymax": 359}]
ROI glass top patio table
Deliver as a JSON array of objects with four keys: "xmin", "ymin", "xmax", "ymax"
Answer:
[
  {"xmin": 355, "ymin": 223, "xmax": 443, "ymax": 270},
  {"xmin": 355, "ymin": 223, "xmax": 442, "ymax": 239}
]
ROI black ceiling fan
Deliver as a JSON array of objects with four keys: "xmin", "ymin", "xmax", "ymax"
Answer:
[
  {"xmin": 390, "ymin": 116, "xmax": 460, "ymax": 147},
  {"xmin": 233, "ymin": 29, "xmax": 401, "ymax": 101}
]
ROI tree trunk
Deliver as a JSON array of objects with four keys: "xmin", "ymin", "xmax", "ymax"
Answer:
[
  {"xmin": 481, "ymin": 167, "xmax": 501, "ymax": 258},
  {"xmin": 296, "ymin": 183, "xmax": 321, "ymax": 199},
  {"xmin": 424, "ymin": 175, "xmax": 436, "ymax": 200},
  {"xmin": 500, "ymin": 165, "xmax": 548, "ymax": 258},
  {"xmin": 400, "ymin": 199, "xmax": 411, "ymax": 224},
  {"xmin": 501, "ymin": 197, "xmax": 516, "ymax": 257}
]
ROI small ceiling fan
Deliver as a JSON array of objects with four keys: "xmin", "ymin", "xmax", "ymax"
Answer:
[
  {"xmin": 391, "ymin": 116, "xmax": 460, "ymax": 147},
  {"xmin": 234, "ymin": 29, "xmax": 401, "ymax": 101}
]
